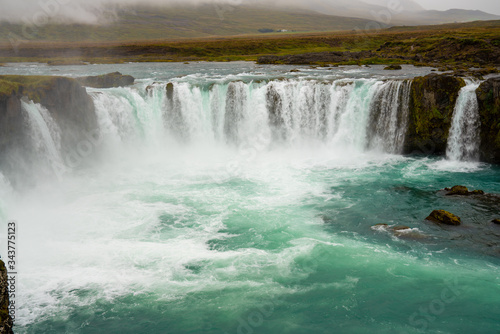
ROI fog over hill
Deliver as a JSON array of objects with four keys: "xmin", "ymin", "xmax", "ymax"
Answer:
[{"xmin": 0, "ymin": 0, "xmax": 498, "ymax": 42}]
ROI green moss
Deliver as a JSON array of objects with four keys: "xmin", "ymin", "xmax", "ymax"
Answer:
[
  {"xmin": 0, "ymin": 79, "xmax": 21, "ymax": 99},
  {"xmin": 405, "ymin": 75, "xmax": 465, "ymax": 154},
  {"xmin": 0, "ymin": 75, "xmax": 60, "ymax": 103}
]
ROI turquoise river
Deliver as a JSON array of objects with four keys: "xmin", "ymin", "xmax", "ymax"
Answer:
[{"xmin": 0, "ymin": 62, "xmax": 499, "ymax": 334}]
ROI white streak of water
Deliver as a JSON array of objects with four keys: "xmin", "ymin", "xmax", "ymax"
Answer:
[{"xmin": 446, "ymin": 81, "xmax": 481, "ymax": 162}]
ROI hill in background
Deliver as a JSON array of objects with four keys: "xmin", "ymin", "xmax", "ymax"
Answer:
[
  {"xmin": 1, "ymin": 2, "xmax": 499, "ymax": 44},
  {"xmin": 0, "ymin": 5, "xmax": 376, "ymax": 43}
]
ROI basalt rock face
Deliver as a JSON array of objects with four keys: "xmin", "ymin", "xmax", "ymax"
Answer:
[
  {"xmin": 404, "ymin": 74, "xmax": 465, "ymax": 155},
  {"xmin": 0, "ymin": 75, "xmax": 98, "ymax": 187},
  {"xmin": 0, "ymin": 260, "xmax": 13, "ymax": 334},
  {"xmin": 476, "ymin": 77, "xmax": 500, "ymax": 164}
]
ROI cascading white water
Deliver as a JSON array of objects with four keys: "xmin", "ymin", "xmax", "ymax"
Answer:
[
  {"xmin": 89, "ymin": 79, "xmax": 411, "ymax": 154},
  {"xmin": 367, "ymin": 80, "xmax": 411, "ymax": 154},
  {"xmin": 446, "ymin": 81, "xmax": 481, "ymax": 161},
  {"xmin": 21, "ymin": 99, "xmax": 65, "ymax": 176}
]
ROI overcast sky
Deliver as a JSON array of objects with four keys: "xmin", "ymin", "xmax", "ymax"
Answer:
[{"xmin": 0, "ymin": 0, "xmax": 498, "ymax": 23}]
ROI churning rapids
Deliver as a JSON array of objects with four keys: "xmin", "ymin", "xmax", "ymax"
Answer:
[{"xmin": 0, "ymin": 63, "xmax": 499, "ymax": 334}]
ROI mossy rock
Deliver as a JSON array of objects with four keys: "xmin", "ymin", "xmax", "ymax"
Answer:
[
  {"xmin": 476, "ymin": 77, "xmax": 500, "ymax": 164},
  {"xmin": 0, "ymin": 79, "xmax": 21, "ymax": 100},
  {"xmin": 404, "ymin": 74, "xmax": 465, "ymax": 155},
  {"xmin": 426, "ymin": 210, "xmax": 461, "ymax": 226},
  {"xmin": 384, "ymin": 64, "xmax": 402, "ymax": 70},
  {"xmin": 444, "ymin": 186, "xmax": 485, "ymax": 196},
  {"xmin": 446, "ymin": 185, "xmax": 469, "ymax": 196},
  {"xmin": 76, "ymin": 72, "xmax": 135, "ymax": 88}
]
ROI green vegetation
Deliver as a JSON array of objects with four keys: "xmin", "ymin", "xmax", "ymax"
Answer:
[
  {"xmin": 0, "ymin": 75, "xmax": 61, "ymax": 103},
  {"xmin": 404, "ymin": 74, "xmax": 465, "ymax": 154},
  {"xmin": 0, "ymin": 79, "xmax": 21, "ymax": 99},
  {"xmin": 0, "ymin": 20, "xmax": 499, "ymax": 67}
]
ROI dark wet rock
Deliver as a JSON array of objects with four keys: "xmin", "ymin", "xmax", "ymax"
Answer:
[
  {"xmin": 0, "ymin": 260, "xmax": 13, "ymax": 334},
  {"xmin": 289, "ymin": 69, "xmax": 301, "ymax": 73},
  {"xmin": 404, "ymin": 74, "xmax": 465, "ymax": 156},
  {"xmin": 493, "ymin": 219, "xmax": 500, "ymax": 225},
  {"xmin": 393, "ymin": 225, "xmax": 411, "ymax": 231},
  {"xmin": 166, "ymin": 82, "xmax": 174, "ymax": 100},
  {"xmin": 145, "ymin": 82, "xmax": 162, "ymax": 94},
  {"xmin": 444, "ymin": 186, "xmax": 485, "ymax": 196},
  {"xmin": 446, "ymin": 185, "xmax": 470, "ymax": 196},
  {"xmin": 476, "ymin": 77, "xmax": 500, "ymax": 164},
  {"xmin": 384, "ymin": 64, "xmax": 402, "ymax": 70},
  {"xmin": 76, "ymin": 72, "xmax": 135, "ymax": 88},
  {"xmin": 426, "ymin": 210, "xmax": 461, "ymax": 226}
]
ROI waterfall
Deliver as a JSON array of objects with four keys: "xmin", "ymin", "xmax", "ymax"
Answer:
[
  {"xmin": 21, "ymin": 99, "xmax": 66, "ymax": 176},
  {"xmin": 89, "ymin": 78, "xmax": 411, "ymax": 154},
  {"xmin": 446, "ymin": 81, "xmax": 481, "ymax": 161},
  {"xmin": 366, "ymin": 80, "xmax": 411, "ymax": 154}
]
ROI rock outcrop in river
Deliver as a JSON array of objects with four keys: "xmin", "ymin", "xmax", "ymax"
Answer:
[{"xmin": 76, "ymin": 72, "xmax": 135, "ymax": 88}]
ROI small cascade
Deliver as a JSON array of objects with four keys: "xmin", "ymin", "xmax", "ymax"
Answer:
[
  {"xmin": 328, "ymin": 79, "xmax": 380, "ymax": 150},
  {"xmin": 367, "ymin": 80, "xmax": 411, "ymax": 154},
  {"xmin": 91, "ymin": 85, "xmax": 167, "ymax": 146},
  {"xmin": 446, "ymin": 81, "xmax": 481, "ymax": 161},
  {"xmin": 21, "ymin": 99, "xmax": 65, "ymax": 175}
]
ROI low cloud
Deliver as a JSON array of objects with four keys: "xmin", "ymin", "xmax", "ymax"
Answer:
[
  {"xmin": 0, "ymin": 0, "xmax": 238, "ymax": 24},
  {"xmin": 0, "ymin": 0, "xmax": 497, "ymax": 25}
]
